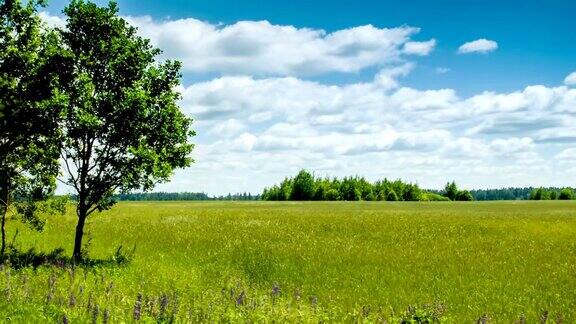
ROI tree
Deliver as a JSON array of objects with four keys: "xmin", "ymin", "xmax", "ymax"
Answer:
[
  {"xmin": 549, "ymin": 190, "xmax": 558, "ymax": 200},
  {"xmin": 530, "ymin": 188, "xmax": 549, "ymax": 200},
  {"xmin": 57, "ymin": 1, "xmax": 195, "ymax": 262},
  {"xmin": 455, "ymin": 190, "xmax": 473, "ymax": 201},
  {"xmin": 558, "ymin": 188, "xmax": 573, "ymax": 200},
  {"xmin": 386, "ymin": 190, "xmax": 399, "ymax": 201},
  {"xmin": 444, "ymin": 181, "xmax": 458, "ymax": 201},
  {"xmin": 324, "ymin": 189, "xmax": 340, "ymax": 201},
  {"xmin": 290, "ymin": 170, "xmax": 315, "ymax": 200},
  {"xmin": 0, "ymin": 0, "xmax": 67, "ymax": 256}
]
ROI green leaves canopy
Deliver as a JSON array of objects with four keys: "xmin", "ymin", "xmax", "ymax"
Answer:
[
  {"xmin": 58, "ymin": 0, "xmax": 195, "ymax": 215},
  {"xmin": 1, "ymin": 0, "xmax": 68, "ymax": 255}
]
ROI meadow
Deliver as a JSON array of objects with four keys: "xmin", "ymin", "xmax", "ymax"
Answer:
[{"xmin": 1, "ymin": 201, "xmax": 575, "ymax": 322}]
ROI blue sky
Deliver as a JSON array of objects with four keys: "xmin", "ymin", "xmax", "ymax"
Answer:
[
  {"xmin": 45, "ymin": 0, "xmax": 576, "ymax": 95},
  {"xmin": 44, "ymin": 1, "xmax": 576, "ymax": 194}
]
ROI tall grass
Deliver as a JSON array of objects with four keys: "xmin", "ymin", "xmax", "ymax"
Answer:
[{"xmin": 1, "ymin": 201, "xmax": 574, "ymax": 322}]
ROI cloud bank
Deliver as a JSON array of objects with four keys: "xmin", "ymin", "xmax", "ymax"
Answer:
[{"xmin": 40, "ymin": 12, "xmax": 576, "ymax": 194}]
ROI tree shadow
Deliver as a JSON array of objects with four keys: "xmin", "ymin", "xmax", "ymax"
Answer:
[{"xmin": 0, "ymin": 245, "xmax": 134, "ymax": 270}]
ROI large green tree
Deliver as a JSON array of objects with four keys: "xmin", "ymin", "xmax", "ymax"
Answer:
[
  {"xmin": 57, "ymin": 0, "xmax": 195, "ymax": 262},
  {"xmin": 0, "ymin": 0, "xmax": 67, "ymax": 256},
  {"xmin": 290, "ymin": 170, "xmax": 315, "ymax": 200}
]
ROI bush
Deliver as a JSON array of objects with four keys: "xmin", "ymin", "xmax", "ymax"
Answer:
[
  {"xmin": 530, "ymin": 188, "xmax": 550, "ymax": 200},
  {"xmin": 324, "ymin": 189, "xmax": 340, "ymax": 201},
  {"xmin": 559, "ymin": 188, "xmax": 574, "ymax": 200},
  {"xmin": 455, "ymin": 190, "xmax": 473, "ymax": 201},
  {"xmin": 386, "ymin": 190, "xmax": 399, "ymax": 201},
  {"xmin": 422, "ymin": 192, "xmax": 450, "ymax": 201}
]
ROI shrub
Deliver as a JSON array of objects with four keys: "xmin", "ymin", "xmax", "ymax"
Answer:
[
  {"xmin": 559, "ymin": 188, "xmax": 574, "ymax": 200},
  {"xmin": 530, "ymin": 188, "xmax": 550, "ymax": 200},
  {"xmin": 386, "ymin": 190, "xmax": 399, "ymax": 201},
  {"xmin": 455, "ymin": 190, "xmax": 473, "ymax": 201},
  {"xmin": 324, "ymin": 189, "xmax": 340, "ymax": 201},
  {"xmin": 422, "ymin": 192, "xmax": 450, "ymax": 201}
]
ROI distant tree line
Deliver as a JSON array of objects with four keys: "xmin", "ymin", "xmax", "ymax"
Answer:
[
  {"xmin": 529, "ymin": 187, "xmax": 574, "ymax": 200},
  {"xmin": 113, "ymin": 186, "xmax": 575, "ymax": 202},
  {"xmin": 261, "ymin": 170, "xmax": 474, "ymax": 202},
  {"xmin": 115, "ymin": 192, "xmax": 260, "ymax": 201},
  {"xmin": 448, "ymin": 187, "xmax": 576, "ymax": 201}
]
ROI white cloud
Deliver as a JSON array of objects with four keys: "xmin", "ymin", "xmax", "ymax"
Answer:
[
  {"xmin": 39, "ymin": 12, "xmax": 66, "ymax": 29},
  {"xmin": 556, "ymin": 148, "xmax": 576, "ymax": 160},
  {"xmin": 403, "ymin": 39, "xmax": 436, "ymax": 56},
  {"xmin": 177, "ymin": 71, "xmax": 576, "ymax": 193},
  {"xmin": 209, "ymin": 119, "xmax": 246, "ymax": 138},
  {"xmin": 458, "ymin": 38, "xmax": 498, "ymax": 54},
  {"xmin": 435, "ymin": 67, "xmax": 450, "ymax": 74},
  {"xmin": 123, "ymin": 15, "xmax": 435, "ymax": 76},
  {"xmin": 39, "ymin": 11, "xmax": 574, "ymax": 194},
  {"xmin": 565, "ymin": 72, "xmax": 576, "ymax": 86}
]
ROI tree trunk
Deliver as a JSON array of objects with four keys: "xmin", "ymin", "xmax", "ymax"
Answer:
[
  {"xmin": 0, "ymin": 171, "xmax": 9, "ymax": 257},
  {"xmin": 72, "ymin": 209, "xmax": 87, "ymax": 263},
  {"xmin": 0, "ymin": 203, "xmax": 6, "ymax": 257}
]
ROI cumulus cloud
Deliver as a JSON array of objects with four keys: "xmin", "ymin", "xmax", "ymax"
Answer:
[
  {"xmin": 180, "ymin": 72, "xmax": 576, "ymax": 193},
  {"xmin": 565, "ymin": 72, "xmax": 576, "ymax": 86},
  {"xmin": 122, "ymin": 16, "xmax": 435, "ymax": 76},
  {"xmin": 556, "ymin": 148, "xmax": 576, "ymax": 160},
  {"xmin": 38, "ymin": 11, "xmax": 574, "ymax": 194},
  {"xmin": 402, "ymin": 39, "xmax": 436, "ymax": 56},
  {"xmin": 458, "ymin": 38, "xmax": 498, "ymax": 54}
]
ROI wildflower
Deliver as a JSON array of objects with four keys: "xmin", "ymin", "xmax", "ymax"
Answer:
[
  {"xmin": 540, "ymin": 310, "xmax": 549, "ymax": 324},
  {"xmin": 310, "ymin": 295, "xmax": 318, "ymax": 308},
  {"xmin": 133, "ymin": 292, "xmax": 143, "ymax": 320},
  {"xmin": 68, "ymin": 293, "xmax": 77, "ymax": 308},
  {"xmin": 92, "ymin": 305, "xmax": 100, "ymax": 324},
  {"xmin": 160, "ymin": 294, "xmax": 169, "ymax": 315},
  {"xmin": 476, "ymin": 314, "xmax": 489, "ymax": 324},
  {"xmin": 271, "ymin": 282, "xmax": 280, "ymax": 298},
  {"xmin": 236, "ymin": 291, "xmax": 246, "ymax": 306}
]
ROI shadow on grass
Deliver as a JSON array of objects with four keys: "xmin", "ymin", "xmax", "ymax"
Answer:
[{"xmin": 0, "ymin": 245, "xmax": 134, "ymax": 270}]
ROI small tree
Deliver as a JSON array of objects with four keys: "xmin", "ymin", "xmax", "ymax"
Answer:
[
  {"xmin": 0, "ymin": 0, "xmax": 67, "ymax": 256},
  {"xmin": 444, "ymin": 181, "xmax": 458, "ymax": 201},
  {"xmin": 558, "ymin": 188, "xmax": 573, "ymax": 200},
  {"xmin": 455, "ymin": 190, "xmax": 474, "ymax": 201},
  {"xmin": 324, "ymin": 189, "xmax": 340, "ymax": 201},
  {"xmin": 530, "ymin": 188, "xmax": 549, "ymax": 200},
  {"xmin": 549, "ymin": 191, "xmax": 558, "ymax": 200},
  {"xmin": 386, "ymin": 190, "xmax": 399, "ymax": 201},
  {"xmin": 290, "ymin": 170, "xmax": 315, "ymax": 200},
  {"xmin": 57, "ymin": 0, "xmax": 195, "ymax": 262}
]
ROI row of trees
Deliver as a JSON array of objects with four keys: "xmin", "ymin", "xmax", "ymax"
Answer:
[
  {"xmin": 530, "ymin": 187, "xmax": 574, "ymax": 200},
  {"xmin": 261, "ymin": 170, "xmax": 473, "ymax": 202},
  {"xmin": 1, "ymin": 0, "xmax": 194, "ymax": 262},
  {"xmin": 468, "ymin": 187, "xmax": 575, "ymax": 201},
  {"xmin": 115, "ymin": 192, "xmax": 261, "ymax": 201}
]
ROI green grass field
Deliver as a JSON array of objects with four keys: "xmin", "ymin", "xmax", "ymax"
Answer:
[{"xmin": 1, "ymin": 201, "xmax": 575, "ymax": 322}]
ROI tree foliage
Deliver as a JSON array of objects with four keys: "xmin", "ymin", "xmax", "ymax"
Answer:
[
  {"xmin": 0, "ymin": 0, "xmax": 67, "ymax": 256},
  {"xmin": 56, "ymin": 0, "xmax": 195, "ymax": 261},
  {"xmin": 290, "ymin": 170, "xmax": 315, "ymax": 200},
  {"xmin": 558, "ymin": 188, "xmax": 574, "ymax": 200},
  {"xmin": 529, "ymin": 187, "xmax": 575, "ymax": 201},
  {"xmin": 442, "ymin": 182, "xmax": 474, "ymax": 201},
  {"xmin": 444, "ymin": 181, "xmax": 458, "ymax": 201},
  {"xmin": 262, "ymin": 170, "xmax": 426, "ymax": 202}
]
